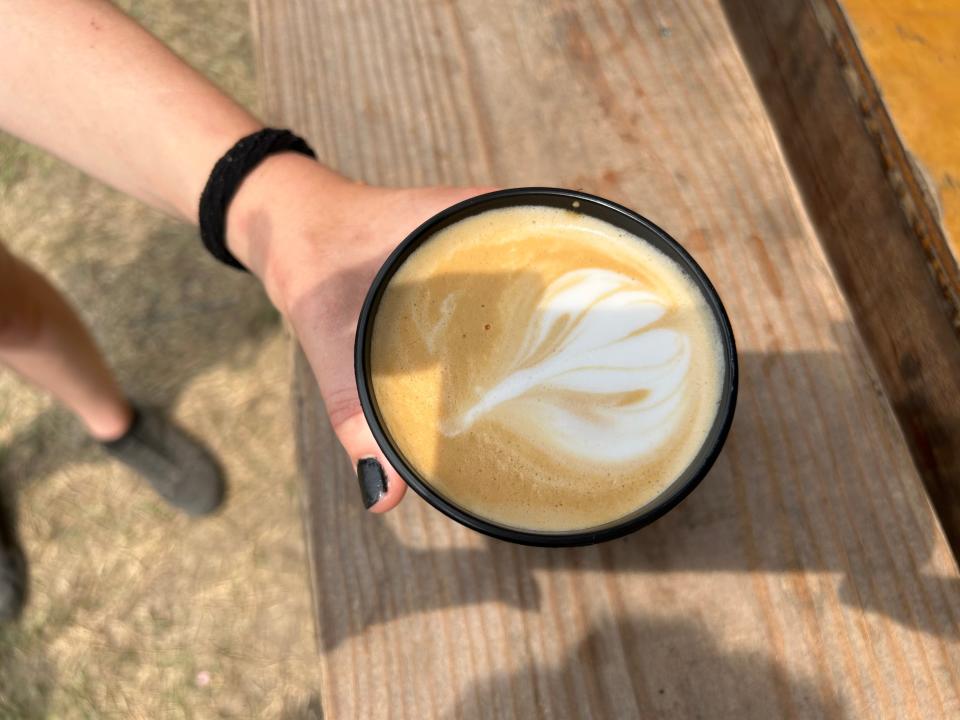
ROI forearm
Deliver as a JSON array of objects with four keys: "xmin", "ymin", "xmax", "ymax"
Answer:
[
  {"xmin": 0, "ymin": 0, "xmax": 489, "ymax": 514},
  {"xmin": 1, "ymin": 0, "xmax": 274, "ymax": 222}
]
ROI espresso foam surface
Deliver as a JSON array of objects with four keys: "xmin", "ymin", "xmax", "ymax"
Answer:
[{"xmin": 370, "ymin": 205, "xmax": 724, "ymax": 532}]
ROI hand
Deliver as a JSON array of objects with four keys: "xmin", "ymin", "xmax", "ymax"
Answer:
[{"xmin": 227, "ymin": 153, "xmax": 494, "ymax": 511}]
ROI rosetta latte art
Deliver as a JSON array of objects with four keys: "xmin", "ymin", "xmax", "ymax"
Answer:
[
  {"xmin": 370, "ymin": 204, "xmax": 723, "ymax": 531},
  {"xmin": 444, "ymin": 268, "xmax": 691, "ymax": 463}
]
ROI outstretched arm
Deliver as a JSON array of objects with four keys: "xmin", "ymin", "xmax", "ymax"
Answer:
[
  {"xmin": 0, "ymin": 0, "xmax": 488, "ymax": 511},
  {"xmin": 0, "ymin": 0, "xmax": 266, "ymax": 219}
]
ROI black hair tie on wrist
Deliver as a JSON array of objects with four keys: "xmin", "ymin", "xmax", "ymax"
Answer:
[{"xmin": 199, "ymin": 128, "xmax": 317, "ymax": 272}]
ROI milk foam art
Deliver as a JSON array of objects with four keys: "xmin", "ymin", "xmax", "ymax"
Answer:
[
  {"xmin": 359, "ymin": 191, "xmax": 737, "ymax": 543},
  {"xmin": 442, "ymin": 268, "xmax": 691, "ymax": 463}
]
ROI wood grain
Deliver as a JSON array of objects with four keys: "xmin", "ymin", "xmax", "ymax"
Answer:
[{"xmin": 252, "ymin": 0, "xmax": 960, "ymax": 717}]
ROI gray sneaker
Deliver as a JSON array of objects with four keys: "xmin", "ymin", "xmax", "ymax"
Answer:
[
  {"xmin": 0, "ymin": 494, "xmax": 26, "ymax": 623},
  {"xmin": 103, "ymin": 407, "xmax": 226, "ymax": 516}
]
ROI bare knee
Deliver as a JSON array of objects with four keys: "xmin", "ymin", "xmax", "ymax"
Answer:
[{"xmin": 0, "ymin": 246, "xmax": 44, "ymax": 347}]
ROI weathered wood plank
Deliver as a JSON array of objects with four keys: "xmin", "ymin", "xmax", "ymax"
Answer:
[{"xmin": 254, "ymin": 0, "xmax": 960, "ymax": 717}]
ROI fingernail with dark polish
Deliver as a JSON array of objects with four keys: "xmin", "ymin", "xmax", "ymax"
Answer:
[{"xmin": 358, "ymin": 458, "xmax": 387, "ymax": 509}]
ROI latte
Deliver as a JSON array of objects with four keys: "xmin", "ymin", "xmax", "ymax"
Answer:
[{"xmin": 369, "ymin": 205, "xmax": 725, "ymax": 532}]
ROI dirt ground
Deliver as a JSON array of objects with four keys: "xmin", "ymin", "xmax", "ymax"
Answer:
[{"xmin": 0, "ymin": 1, "xmax": 325, "ymax": 717}]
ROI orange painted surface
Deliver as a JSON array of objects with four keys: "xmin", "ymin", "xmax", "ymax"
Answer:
[{"xmin": 841, "ymin": 0, "xmax": 960, "ymax": 259}]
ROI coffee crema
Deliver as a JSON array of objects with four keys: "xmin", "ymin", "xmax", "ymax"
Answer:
[{"xmin": 370, "ymin": 205, "xmax": 724, "ymax": 531}]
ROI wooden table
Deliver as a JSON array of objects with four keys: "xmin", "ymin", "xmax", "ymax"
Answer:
[{"xmin": 250, "ymin": 0, "xmax": 960, "ymax": 716}]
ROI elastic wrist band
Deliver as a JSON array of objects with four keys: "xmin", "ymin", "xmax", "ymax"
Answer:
[{"xmin": 199, "ymin": 128, "xmax": 317, "ymax": 271}]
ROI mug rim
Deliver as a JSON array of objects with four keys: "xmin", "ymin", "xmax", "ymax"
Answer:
[{"xmin": 355, "ymin": 187, "xmax": 738, "ymax": 547}]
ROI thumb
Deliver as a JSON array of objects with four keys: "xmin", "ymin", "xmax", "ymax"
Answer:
[
  {"xmin": 331, "ymin": 409, "xmax": 408, "ymax": 513},
  {"xmin": 288, "ymin": 268, "xmax": 409, "ymax": 514}
]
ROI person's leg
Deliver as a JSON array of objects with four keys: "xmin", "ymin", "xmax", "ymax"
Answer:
[
  {"xmin": 0, "ymin": 240, "xmax": 226, "ymax": 622},
  {"xmin": 0, "ymin": 240, "xmax": 225, "ymax": 520},
  {"xmin": 0, "ymin": 242, "xmax": 133, "ymax": 441}
]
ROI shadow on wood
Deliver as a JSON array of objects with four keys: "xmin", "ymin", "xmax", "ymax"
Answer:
[
  {"xmin": 296, "ymin": 327, "xmax": 956, "ymax": 653},
  {"xmin": 443, "ymin": 614, "xmax": 845, "ymax": 719}
]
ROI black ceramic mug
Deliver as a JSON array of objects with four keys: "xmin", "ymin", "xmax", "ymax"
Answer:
[{"xmin": 355, "ymin": 188, "xmax": 738, "ymax": 546}]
